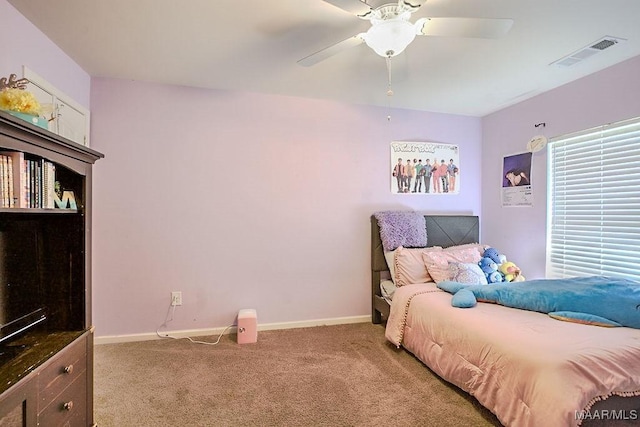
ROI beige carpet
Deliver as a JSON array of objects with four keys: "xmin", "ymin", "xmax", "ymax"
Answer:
[{"xmin": 94, "ymin": 323, "xmax": 501, "ymax": 426}]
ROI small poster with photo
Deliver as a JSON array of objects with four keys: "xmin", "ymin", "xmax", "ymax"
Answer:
[
  {"xmin": 501, "ymin": 152, "xmax": 533, "ymax": 207},
  {"xmin": 390, "ymin": 141, "xmax": 460, "ymax": 194}
]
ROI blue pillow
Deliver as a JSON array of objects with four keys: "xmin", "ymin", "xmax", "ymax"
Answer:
[
  {"xmin": 548, "ymin": 311, "xmax": 621, "ymax": 327},
  {"xmin": 451, "ymin": 289, "xmax": 477, "ymax": 308}
]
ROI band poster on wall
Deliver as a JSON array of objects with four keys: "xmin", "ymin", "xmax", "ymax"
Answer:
[
  {"xmin": 501, "ymin": 152, "xmax": 533, "ymax": 207},
  {"xmin": 390, "ymin": 141, "xmax": 460, "ymax": 194}
]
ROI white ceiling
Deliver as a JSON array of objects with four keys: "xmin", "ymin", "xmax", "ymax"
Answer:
[{"xmin": 8, "ymin": 0, "xmax": 640, "ymax": 117}]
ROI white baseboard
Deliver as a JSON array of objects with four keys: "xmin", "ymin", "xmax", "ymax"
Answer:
[{"xmin": 94, "ymin": 315, "xmax": 370, "ymax": 345}]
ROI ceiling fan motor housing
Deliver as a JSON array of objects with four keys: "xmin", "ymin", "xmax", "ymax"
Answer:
[{"xmin": 363, "ymin": 6, "xmax": 417, "ymax": 57}]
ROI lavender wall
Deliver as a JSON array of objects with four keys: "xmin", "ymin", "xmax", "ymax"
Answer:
[
  {"xmin": 482, "ymin": 55, "xmax": 640, "ymax": 279},
  {"xmin": 90, "ymin": 79, "xmax": 482, "ymax": 337},
  {"xmin": 0, "ymin": 0, "xmax": 90, "ymax": 108}
]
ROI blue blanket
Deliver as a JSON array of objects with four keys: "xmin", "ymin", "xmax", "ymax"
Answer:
[{"xmin": 438, "ymin": 276, "xmax": 640, "ymax": 328}]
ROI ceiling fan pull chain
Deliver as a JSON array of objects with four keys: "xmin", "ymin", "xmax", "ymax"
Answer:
[
  {"xmin": 386, "ymin": 55, "xmax": 393, "ymax": 97},
  {"xmin": 386, "ymin": 55, "xmax": 393, "ymax": 121}
]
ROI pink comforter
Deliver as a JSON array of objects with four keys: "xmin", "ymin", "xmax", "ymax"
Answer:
[{"xmin": 386, "ymin": 284, "xmax": 640, "ymax": 427}]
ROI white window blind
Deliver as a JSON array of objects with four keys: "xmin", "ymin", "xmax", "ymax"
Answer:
[{"xmin": 547, "ymin": 116, "xmax": 640, "ymax": 281}]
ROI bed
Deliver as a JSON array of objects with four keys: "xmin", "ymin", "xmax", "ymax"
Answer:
[{"xmin": 371, "ymin": 213, "xmax": 640, "ymax": 427}]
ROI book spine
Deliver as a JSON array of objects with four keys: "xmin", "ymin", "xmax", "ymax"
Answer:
[
  {"xmin": 42, "ymin": 161, "xmax": 56, "ymax": 209},
  {"xmin": 2, "ymin": 155, "xmax": 9, "ymax": 208},
  {"xmin": 35, "ymin": 160, "xmax": 41, "ymax": 208},
  {"xmin": 42, "ymin": 159, "xmax": 48, "ymax": 209},
  {"xmin": 23, "ymin": 158, "xmax": 30, "ymax": 208},
  {"xmin": 0, "ymin": 155, "xmax": 7, "ymax": 207},
  {"xmin": 29, "ymin": 160, "xmax": 35, "ymax": 208},
  {"xmin": 7, "ymin": 156, "xmax": 14, "ymax": 207},
  {"xmin": 49, "ymin": 163, "xmax": 56, "ymax": 209}
]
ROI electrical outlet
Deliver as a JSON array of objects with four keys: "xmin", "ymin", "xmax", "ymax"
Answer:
[{"xmin": 171, "ymin": 291, "xmax": 182, "ymax": 306}]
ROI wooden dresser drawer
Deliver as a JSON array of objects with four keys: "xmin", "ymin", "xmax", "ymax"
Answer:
[
  {"xmin": 38, "ymin": 374, "xmax": 87, "ymax": 427},
  {"xmin": 38, "ymin": 335, "xmax": 87, "ymax": 409}
]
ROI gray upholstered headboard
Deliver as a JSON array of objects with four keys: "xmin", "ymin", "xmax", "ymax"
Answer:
[{"xmin": 371, "ymin": 214, "xmax": 480, "ymax": 272}]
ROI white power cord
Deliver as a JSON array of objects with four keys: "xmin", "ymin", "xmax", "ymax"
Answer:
[{"xmin": 156, "ymin": 302, "xmax": 235, "ymax": 346}]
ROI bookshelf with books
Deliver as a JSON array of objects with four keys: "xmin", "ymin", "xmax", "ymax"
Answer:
[
  {"xmin": 0, "ymin": 151, "xmax": 62, "ymax": 209},
  {"xmin": 0, "ymin": 110, "xmax": 103, "ymax": 426}
]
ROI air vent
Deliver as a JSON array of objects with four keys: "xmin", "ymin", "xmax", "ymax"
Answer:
[
  {"xmin": 590, "ymin": 39, "xmax": 618, "ymax": 50},
  {"xmin": 551, "ymin": 36, "xmax": 626, "ymax": 67}
]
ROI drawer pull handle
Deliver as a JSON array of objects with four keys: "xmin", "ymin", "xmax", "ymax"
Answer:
[
  {"xmin": 64, "ymin": 364, "xmax": 74, "ymax": 374},
  {"xmin": 63, "ymin": 401, "xmax": 74, "ymax": 411}
]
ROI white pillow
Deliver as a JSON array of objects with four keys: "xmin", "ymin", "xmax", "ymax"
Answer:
[
  {"xmin": 449, "ymin": 262, "xmax": 488, "ymax": 285},
  {"xmin": 384, "ymin": 250, "xmax": 397, "ymax": 283},
  {"xmin": 380, "ymin": 279, "xmax": 396, "ymax": 302}
]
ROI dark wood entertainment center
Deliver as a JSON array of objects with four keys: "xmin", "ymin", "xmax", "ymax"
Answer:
[{"xmin": 0, "ymin": 110, "xmax": 103, "ymax": 426}]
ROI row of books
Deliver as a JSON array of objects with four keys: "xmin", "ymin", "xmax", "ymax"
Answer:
[{"xmin": 0, "ymin": 151, "xmax": 57, "ymax": 208}]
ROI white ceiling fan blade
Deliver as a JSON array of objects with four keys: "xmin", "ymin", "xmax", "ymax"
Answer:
[
  {"xmin": 322, "ymin": 0, "xmax": 374, "ymax": 18},
  {"xmin": 399, "ymin": 0, "xmax": 426, "ymax": 13},
  {"xmin": 416, "ymin": 17, "xmax": 513, "ymax": 39},
  {"xmin": 297, "ymin": 35, "xmax": 365, "ymax": 67}
]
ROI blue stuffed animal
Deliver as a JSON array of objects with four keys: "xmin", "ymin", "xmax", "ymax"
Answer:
[
  {"xmin": 478, "ymin": 256, "xmax": 504, "ymax": 283},
  {"xmin": 488, "ymin": 270, "xmax": 504, "ymax": 283},
  {"xmin": 478, "ymin": 257, "xmax": 495, "ymax": 273},
  {"xmin": 483, "ymin": 247, "xmax": 503, "ymax": 264}
]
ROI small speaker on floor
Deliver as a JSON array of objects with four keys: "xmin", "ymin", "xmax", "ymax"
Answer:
[{"xmin": 237, "ymin": 309, "xmax": 257, "ymax": 344}]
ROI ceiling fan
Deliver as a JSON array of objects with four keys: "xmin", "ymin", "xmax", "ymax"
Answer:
[{"xmin": 298, "ymin": 0, "xmax": 514, "ymax": 66}]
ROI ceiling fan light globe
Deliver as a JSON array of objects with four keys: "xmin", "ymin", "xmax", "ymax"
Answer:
[{"xmin": 363, "ymin": 19, "xmax": 416, "ymax": 58}]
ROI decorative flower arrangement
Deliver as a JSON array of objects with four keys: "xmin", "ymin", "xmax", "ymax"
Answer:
[{"xmin": 0, "ymin": 87, "xmax": 42, "ymax": 115}]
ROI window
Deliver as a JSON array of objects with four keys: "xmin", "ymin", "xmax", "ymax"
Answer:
[{"xmin": 547, "ymin": 116, "xmax": 640, "ymax": 281}]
